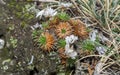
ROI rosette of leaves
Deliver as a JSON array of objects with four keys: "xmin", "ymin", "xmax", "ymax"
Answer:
[
  {"xmin": 38, "ymin": 32, "xmax": 55, "ymax": 52},
  {"xmin": 57, "ymin": 12, "xmax": 70, "ymax": 21},
  {"xmin": 82, "ymin": 39, "xmax": 95, "ymax": 51}
]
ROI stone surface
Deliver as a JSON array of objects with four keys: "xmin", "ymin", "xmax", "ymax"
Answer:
[{"xmin": 0, "ymin": 39, "xmax": 5, "ymax": 49}]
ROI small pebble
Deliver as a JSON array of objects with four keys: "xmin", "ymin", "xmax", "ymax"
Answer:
[{"xmin": 0, "ymin": 39, "xmax": 5, "ymax": 49}]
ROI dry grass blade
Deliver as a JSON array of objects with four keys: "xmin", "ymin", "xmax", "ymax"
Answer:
[{"xmin": 34, "ymin": 0, "xmax": 59, "ymax": 3}]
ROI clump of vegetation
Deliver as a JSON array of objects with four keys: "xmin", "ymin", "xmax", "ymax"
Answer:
[
  {"xmin": 32, "ymin": 13, "xmax": 89, "ymax": 52},
  {"xmin": 58, "ymin": 39, "xmax": 66, "ymax": 48},
  {"xmin": 82, "ymin": 39, "xmax": 95, "ymax": 51},
  {"xmin": 10, "ymin": 36, "xmax": 18, "ymax": 48},
  {"xmin": 38, "ymin": 32, "xmax": 55, "ymax": 52},
  {"xmin": 32, "ymin": 11, "xmax": 89, "ymax": 74},
  {"xmin": 57, "ymin": 12, "xmax": 70, "ymax": 21}
]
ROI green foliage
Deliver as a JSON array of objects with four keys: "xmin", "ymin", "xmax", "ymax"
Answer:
[
  {"xmin": 20, "ymin": 21, "xmax": 27, "ymax": 28},
  {"xmin": 32, "ymin": 30, "xmax": 42, "ymax": 38},
  {"xmin": 58, "ymin": 39, "xmax": 66, "ymax": 48},
  {"xmin": 82, "ymin": 39, "xmax": 95, "ymax": 51},
  {"xmin": 61, "ymin": 29, "xmax": 66, "ymax": 34},
  {"xmin": 32, "ymin": 30, "xmax": 38, "ymax": 38},
  {"xmin": 65, "ymin": 58, "xmax": 76, "ymax": 75},
  {"xmin": 10, "ymin": 36, "xmax": 18, "ymax": 48},
  {"xmin": 38, "ymin": 36, "xmax": 46, "ymax": 46},
  {"xmin": 66, "ymin": 58, "xmax": 76, "ymax": 66},
  {"xmin": 42, "ymin": 22, "xmax": 49, "ymax": 29},
  {"xmin": 57, "ymin": 12, "xmax": 70, "ymax": 21}
]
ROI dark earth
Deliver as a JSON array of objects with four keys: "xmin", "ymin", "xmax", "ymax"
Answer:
[{"xmin": 0, "ymin": 1, "xmax": 58, "ymax": 75}]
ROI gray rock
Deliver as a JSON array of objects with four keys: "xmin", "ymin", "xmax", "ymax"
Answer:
[
  {"xmin": 0, "ymin": 0, "xmax": 6, "ymax": 5},
  {"xmin": 0, "ymin": 39, "xmax": 5, "ymax": 49}
]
